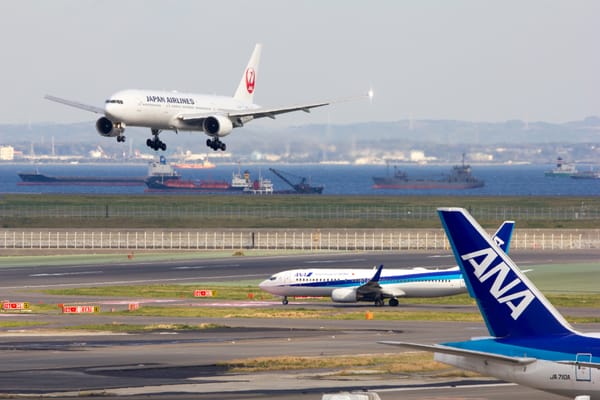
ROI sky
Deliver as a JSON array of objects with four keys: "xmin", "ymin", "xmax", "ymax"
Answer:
[{"xmin": 1, "ymin": 0, "xmax": 599, "ymax": 127}]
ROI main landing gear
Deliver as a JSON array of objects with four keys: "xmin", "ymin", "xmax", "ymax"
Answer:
[
  {"xmin": 116, "ymin": 135, "xmax": 126, "ymax": 143},
  {"xmin": 147, "ymin": 129, "xmax": 166, "ymax": 151},
  {"xmin": 373, "ymin": 297, "xmax": 399, "ymax": 307},
  {"xmin": 207, "ymin": 138, "xmax": 226, "ymax": 151}
]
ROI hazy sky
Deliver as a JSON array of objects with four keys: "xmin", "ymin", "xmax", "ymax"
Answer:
[{"xmin": 1, "ymin": 0, "xmax": 598, "ymax": 127}]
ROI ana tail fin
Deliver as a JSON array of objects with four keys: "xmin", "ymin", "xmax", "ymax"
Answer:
[
  {"xmin": 370, "ymin": 264, "xmax": 384, "ymax": 283},
  {"xmin": 492, "ymin": 221, "xmax": 515, "ymax": 254},
  {"xmin": 234, "ymin": 43, "xmax": 262, "ymax": 104},
  {"xmin": 437, "ymin": 207, "xmax": 573, "ymax": 339}
]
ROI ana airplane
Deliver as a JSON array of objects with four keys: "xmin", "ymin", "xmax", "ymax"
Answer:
[
  {"xmin": 382, "ymin": 207, "xmax": 600, "ymax": 400},
  {"xmin": 259, "ymin": 220, "xmax": 514, "ymax": 306},
  {"xmin": 45, "ymin": 43, "xmax": 370, "ymax": 152}
]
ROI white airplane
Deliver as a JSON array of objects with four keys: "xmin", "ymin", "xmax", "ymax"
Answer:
[
  {"xmin": 45, "ymin": 43, "xmax": 370, "ymax": 152},
  {"xmin": 382, "ymin": 207, "xmax": 600, "ymax": 400},
  {"xmin": 259, "ymin": 221, "xmax": 514, "ymax": 306}
]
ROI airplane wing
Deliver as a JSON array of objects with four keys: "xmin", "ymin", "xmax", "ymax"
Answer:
[
  {"xmin": 379, "ymin": 341, "xmax": 537, "ymax": 365},
  {"xmin": 178, "ymin": 92, "xmax": 371, "ymax": 123},
  {"xmin": 230, "ymin": 101, "xmax": 331, "ymax": 120},
  {"xmin": 177, "ymin": 101, "xmax": 331, "ymax": 124},
  {"xmin": 44, "ymin": 95, "xmax": 105, "ymax": 115}
]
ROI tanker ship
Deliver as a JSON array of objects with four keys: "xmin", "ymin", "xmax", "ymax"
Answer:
[{"xmin": 372, "ymin": 157, "xmax": 484, "ymax": 190}]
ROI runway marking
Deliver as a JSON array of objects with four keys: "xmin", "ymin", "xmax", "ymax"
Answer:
[
  {"xmin": 29, "ymin": 271, "xmax": 103, "ymax": 277},
  {"xmin": 173, "ymin": 264, "xmax": 241, "ymax": 270},
  {"xmin": 304, "ymin": 258, "xmax": 367, "ymax": 264},
  {"xmin": 0, "ymin": 273, "xmax": 267, "ymax": 290}
]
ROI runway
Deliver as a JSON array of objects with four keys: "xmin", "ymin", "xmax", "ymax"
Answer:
[{"xmin": 0, "ymin": 250, "xmax": 597, "ymax": 399}]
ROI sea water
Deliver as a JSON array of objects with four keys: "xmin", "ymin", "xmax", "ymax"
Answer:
[{"xmin": 2, "ymin": 163, "xmax": 600, "ymax": 196}]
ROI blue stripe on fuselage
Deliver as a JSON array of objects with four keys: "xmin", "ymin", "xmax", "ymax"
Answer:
[{"xmin": 288, "ymin": 270, "xmax": 462, "ymax": 289}]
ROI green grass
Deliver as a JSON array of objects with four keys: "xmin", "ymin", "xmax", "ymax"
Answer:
[
  {"xmin": 2, "ymin": 194, "xmax": 600, "ymax": 228},
  {"xmin": 0, "ymin": 320, "xmax": 48, "ymax": 328},
  {"xmin": 40, "ymin": 282, "xmax": 600, "ymax": 308},
  {"xmin": 42, "ymin": 284, "xmax": 277, "ymax": 301}
]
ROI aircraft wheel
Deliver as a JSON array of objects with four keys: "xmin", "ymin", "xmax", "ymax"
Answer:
[
  {"xmin": 282, "ymin": 297, "xmax": 289, "ymax": 305},
  {"xmin": 146, "ymin": 138, "xmax": 152, "ymax": 147},
  {"xmin": 220, "ymin": 142, "xmax": 226, "ymax": 151},
  {"xmin": 206, "ymin": 139, "xmax": 211, "ymax": 147},
  {"xmin": 389, "ymin": 298, "xmax": 399, "ymax": 307},
  {"xmin": 160, "ymin": 142, "xmax": 167, "ymax": 151}
]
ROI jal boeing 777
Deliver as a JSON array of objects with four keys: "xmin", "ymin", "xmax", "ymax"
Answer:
[{"xmin": 45, "ymin": 43, "xmax": 371, "ymax": 152}]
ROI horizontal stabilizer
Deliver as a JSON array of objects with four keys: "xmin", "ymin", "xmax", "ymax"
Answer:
[{"xmin": 379, "ymin": 341, "xmax": 537, "ymax": 365}]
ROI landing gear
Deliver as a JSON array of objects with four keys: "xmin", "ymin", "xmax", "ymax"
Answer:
[
  {"xmin": 282, "ymin": 296, "xmax": 289, "ymax": 305},
  {"xmin": 388, "ymin": 298, "xmax": 399, "ymax": 307},
  {"xmin": 206, "ymin": 138, "xmax": 226, "ymax": 151},
  {"xmin": 147, "ymin": 129, "xmax": 166, "ymax": 151},
  {"xmin": 116, "ymin": 135, "xmax": 126, "ymax": 143},
  {"xmin": 374, "ymin": 298, "xmax": 385, "ymax": 307}
]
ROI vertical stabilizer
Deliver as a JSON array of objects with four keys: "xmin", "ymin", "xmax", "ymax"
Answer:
[
  {"xmin": 493, "ymin": 221, "xmax": 515, "ymax": 254},
  {"xmin": 234, "ymin": 43, "xmax": 262, "ymax": 104},
  {"xmin": 438, "ymin": 208, "xmax": 573, "ymax": 339}
]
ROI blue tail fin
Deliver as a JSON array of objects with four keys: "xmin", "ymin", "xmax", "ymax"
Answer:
[
  {"xmin": 492, "ymin": 221, "xmax": 514, "ymax": 254},
  {"xmin": 438, "ymin": 208, "xmax": 573, "ymax": 339},
  {"xmin": 370, "ymin": 264, "xmax": 384, "ymax": 283}
]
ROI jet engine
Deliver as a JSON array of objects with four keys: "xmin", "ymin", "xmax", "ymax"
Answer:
[
  {"xmin": 96, "ymin": 117, "xmax": 124, "ymax": 137},
  {"xmin": 203, "ymin": 115, "xmax": 233, "ymax": 137},
  {"xmin": 331, "ymin": 288, "xmax": 358, "ymax": 303}
]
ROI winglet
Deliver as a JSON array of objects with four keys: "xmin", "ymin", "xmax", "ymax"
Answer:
[
  {"xmin": 234, "ymin": 43, "xmax": 262, "ymax": 104},
  {"xmin": 437, "ymin": 207, "xmax": 573, "ymax": 338}
]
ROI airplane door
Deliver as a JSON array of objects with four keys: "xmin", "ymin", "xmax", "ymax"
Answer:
[{"xmin": 575, "ymin": 353, "xmax": 592, "ymax": 381}]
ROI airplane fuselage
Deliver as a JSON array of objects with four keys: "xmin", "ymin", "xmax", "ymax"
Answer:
[
  {"xmin": 104, "ymin": 89, "xmax": 259, "ymax": 132},
  {"xmin": 259, "ymin": 267, "xmax": 466, "ymax": 300},
  {"xmin": 438, "ymin": 352, "xmax": 600, "ymax": 399}
]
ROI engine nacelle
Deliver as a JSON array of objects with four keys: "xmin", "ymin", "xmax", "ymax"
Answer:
[
  {"xmin": 331, "ymin": 288, "xmax": 358, "ymax": 303},
  {"xmin": 96, "ymin": 117, "xmax": 125, "ymax": 137},
  {"xmin": 203, "ymin": 115, "xmax": 233, "ymax": 137}
]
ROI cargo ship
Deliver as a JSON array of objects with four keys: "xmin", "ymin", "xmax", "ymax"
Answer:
[
  {"xmin": 18, "ymin": 171, "xmax": 146, "ymax": 186},
  {"xmin": 18, "ymin": 157, "xmax": 180, "ymax": 186},
  {"xmin": 372, "ymin": 157, "xmax": 484, "ymax": 190},
  {"xmin": 144, "ymin": 165, "xmax": 270, "ymax": 193},
  {"xmin": 544, "ymin": 157, "xmax": 578, "ymax": 177},
  {"xmin": 145, "ymin": 178, "xmax": 235, "ymax": 192}
]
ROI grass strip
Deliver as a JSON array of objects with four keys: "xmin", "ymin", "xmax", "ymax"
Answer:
[
  {"xmin": 0, "ymin": 320, "xmax": 49, "ymax": 328},
  {"xmin": 40, "ymin": 284, "xmax": 600, "ymax": 308},
  {"xmin": 219, "ymin": 352, "xmax": 478, "ymax": 377}
]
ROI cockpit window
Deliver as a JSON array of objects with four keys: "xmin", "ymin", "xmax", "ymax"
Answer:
[
  {"xmin": 105, "ymin": 99, "xmax": 124, "ymax": 104},
  {"xmin": 269, "ymin": 276, "xmax": 277, "ymax": 281}
]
